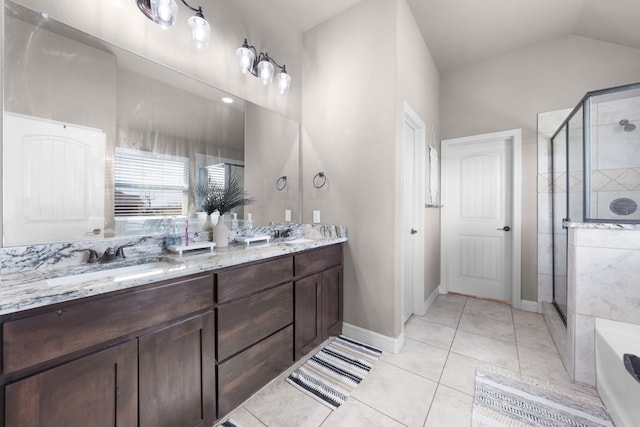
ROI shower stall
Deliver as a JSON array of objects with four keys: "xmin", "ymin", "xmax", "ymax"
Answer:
[{"xmin": 550, "ymin": 83, "xmax": 640, "ymax": 322}]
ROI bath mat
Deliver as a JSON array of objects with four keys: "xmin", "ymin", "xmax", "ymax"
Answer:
[
  {"xmin": 286, "ymin": 335, "xmax": 382, "ymax": 410},
  {"xmin": 472, "ymin": 370, "xmax": 613, "ymax": 427},
  {"xmin": 219, "ymin": 419, "xmax": 238, "ymax": 427}
]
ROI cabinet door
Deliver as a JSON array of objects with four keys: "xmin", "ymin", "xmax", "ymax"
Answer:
[
  {"xmin": 294, "ymin": 273, "xmax": 322, "ymax": 360},
  {"xmin": 139, "ymin": 313, "xmax": 215, "ymax": 427},
  {"xmin": 322, "ymin": 266, "xmax": 343, "ymax": 340},
  {"xmin": 5, "ymin": 340, "xmax": 137, "ymax": 427}
]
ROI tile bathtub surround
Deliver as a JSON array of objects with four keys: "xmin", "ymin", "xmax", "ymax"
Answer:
[{"xmin": 216, "ymin": 295, "xmax": 602, "ymax": 427}]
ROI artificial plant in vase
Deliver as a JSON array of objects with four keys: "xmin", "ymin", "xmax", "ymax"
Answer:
[{"xmin": 194, "ymin": 175, "xmax": 254, "ymax": 246}]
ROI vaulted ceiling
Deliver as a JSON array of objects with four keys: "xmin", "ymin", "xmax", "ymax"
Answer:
[{"xmin": 265, "ymin": 0, "xmax": 640, "ymax": 71}]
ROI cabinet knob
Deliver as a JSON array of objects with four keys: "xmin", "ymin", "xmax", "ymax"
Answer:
[{"xmin": 56, "ymin": 310, "xmax": 63, "ymax": 316}]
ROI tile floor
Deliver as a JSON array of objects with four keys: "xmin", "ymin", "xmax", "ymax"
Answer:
[{"xmin": 217, "ymin": 294, "xmax": 603, "ymax": 427}]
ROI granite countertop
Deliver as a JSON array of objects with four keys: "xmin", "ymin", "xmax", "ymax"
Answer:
[
  {"xmin": 564, "ymin": 221, "xmax": 640, "ymax": 230},
  {"xmin": 0, "ymin": 236, "xmax": 346, "ymax": 316}
]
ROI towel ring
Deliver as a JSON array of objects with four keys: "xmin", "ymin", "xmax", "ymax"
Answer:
[
  {"xmin": 313, "ymin": 172, "xmax": 327, "ymax": 189},
  {"xmin": 276, "ymin": 176, "xmax": 287, "ymax": 191}
]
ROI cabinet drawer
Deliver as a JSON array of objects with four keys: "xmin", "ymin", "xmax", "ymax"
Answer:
[
  {"xmin": 217, "ymin": 325, "xmax": 293, "ymax": 417},
  {"xmin": 216, "ymin": 256, "xmax": 293, "ymax": 303},
  {"xmin": 3, "ymin": 273, "xmax": 213, "ymax": 374},
  {"xmin": 294, "ymin": 244, "xmax": 343, "ymax": 277},
  {"xmin": 217, "ymin": 283, "xmax": 293, "ymax": 361}
]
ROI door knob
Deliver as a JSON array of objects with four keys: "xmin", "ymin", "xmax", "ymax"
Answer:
[
  {"xmin": 496, "ymin": 226, "xmax": 511, "ymax": 232},
  {"xmin": 410, "ymin": 229, "xmax": 418, "ymax": 234}
]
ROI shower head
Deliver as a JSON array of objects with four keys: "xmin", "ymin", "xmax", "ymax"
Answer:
[{"xmin": 619, "ymin": 119, "xmax": 636, "ymax": 132}]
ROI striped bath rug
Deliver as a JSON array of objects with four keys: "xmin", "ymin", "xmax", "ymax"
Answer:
[
  {"xmin": 472, "ymin": 371, "xmax": 613, "ymax": 427},
  {"xmin": 286, "ymin": 335, "xmax": 382, "ymax": 410}
]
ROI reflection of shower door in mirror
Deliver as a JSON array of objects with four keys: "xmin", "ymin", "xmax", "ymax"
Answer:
[
  {"xmin": 551, "ymin": 125, "xmax": 568, "ymax": 322},
  {"xmin": 4, "ymin": 113, "xmax": 106, "ymax": 246}
]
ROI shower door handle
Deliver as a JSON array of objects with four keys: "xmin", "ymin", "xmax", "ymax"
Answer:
[{"xmin": 496, "ymin": 226, "xmax": 511, "ymax": 232}]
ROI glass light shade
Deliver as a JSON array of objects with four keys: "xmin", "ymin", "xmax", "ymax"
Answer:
[
  {"xmin": 236, "ymin": 46, "xmax": 255, "ymax": 74},
  {"xmin": 150, "ymin": 0, "xmax": 177, "ymax": 29},
  {"xmin": 257, "ymin": 60, "xmax": 274, "ymax": 85},
  {"xmin": 276, "ymin": 71, "xmax": 291, "ymax": 95},
  {"xmin": 188, "ymin": 15, "xmax": 211, "ymax": 50}
]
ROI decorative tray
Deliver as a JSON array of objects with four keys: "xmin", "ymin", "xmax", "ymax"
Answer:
[
  {"xmin": 166, "ymin": 241, "xmax": 216, "ymax": 255},
  {"xmin": 234, "ymin": 234, "xmax": 271, "ymax": 245}
]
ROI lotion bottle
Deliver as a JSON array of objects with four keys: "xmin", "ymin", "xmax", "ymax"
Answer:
[{"xmin": 245, "ymin": 213, "xmax": 254, "ymax": 237}]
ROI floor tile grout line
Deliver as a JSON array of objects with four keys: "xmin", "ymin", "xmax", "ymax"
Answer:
[{"xmin": 347, "ymin": 396, "xmax": 410, "ymax": 427}]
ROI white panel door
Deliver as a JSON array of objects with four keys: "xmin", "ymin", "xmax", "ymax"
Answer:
[
  {"xmin": 442, "ymin": 137, "xmax": 513, "ymax": 301},
  {"xmin": 4, "ymin": 112, "xmax": 106, "ymax": 246},
  {"xmin": 402, "ymin": 103, "xmax": 426, "ymax": 323}
]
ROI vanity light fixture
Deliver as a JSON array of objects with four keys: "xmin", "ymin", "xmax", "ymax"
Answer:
[
  {"xmin": 236, "ymin": 38, "xmax": 291, "ymax": 95},
  {"xmin": 221, "ymin": 97, "xmax": 234, "ymax": 104},
  {"xmin": 137, "ymin": 0, "xmax": 211, "ymax": 50}
]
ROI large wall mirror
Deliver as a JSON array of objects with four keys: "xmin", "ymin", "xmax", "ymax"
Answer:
[{"xmin": 2, "ymin": 0, "xmax": 300, "ymax": 247}]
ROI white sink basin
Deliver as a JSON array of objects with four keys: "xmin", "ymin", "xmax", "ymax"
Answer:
[
  {"xmin": 46, "ymin": 262, "xmax": 180, "ymax": 287},
  {"xmin": 283, "ymin": 238, "xmax": 314, "ymax": 245}
]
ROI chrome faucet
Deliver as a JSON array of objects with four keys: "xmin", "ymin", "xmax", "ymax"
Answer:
[
  {"xmin": 74, "ymin": 244, "xmax": 135, "ymax": 265},
  {"xmin": 98, "ymin": 244, "xmax": 134, "ymax": 263},
  {"xmin": 98, "ymin": 247, "xmax": 117, "ymax": 263},
  {"xmin": 73, "ymin": 248, "xmax": 99, "ymax": 264},
  {"xmin": 115, "ymin": 243, "xmax": 134, "ymax": 259}
]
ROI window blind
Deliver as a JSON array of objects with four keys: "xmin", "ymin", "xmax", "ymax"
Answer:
[{"xmin": 114, "ymin": 148, "xmax": 189, "ymax": 217}]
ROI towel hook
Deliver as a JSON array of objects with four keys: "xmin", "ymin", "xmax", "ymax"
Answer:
[
  {"xmin": 276, "ymin": 176, "xmax": 287, "ymax": 191},
  {"xmin": 313, "ymin": 172, "xmax": 327, "ymax": 189}
]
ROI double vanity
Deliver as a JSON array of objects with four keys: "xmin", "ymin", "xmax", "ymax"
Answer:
[{"xmin": 0, "ymin": 230, "xmax": 346, "ymax": 426}]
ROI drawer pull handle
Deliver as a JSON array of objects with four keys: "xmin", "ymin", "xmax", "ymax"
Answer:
[{"xmin": 56, "ymin": 310, "xmax": 63, "ymax": 316}]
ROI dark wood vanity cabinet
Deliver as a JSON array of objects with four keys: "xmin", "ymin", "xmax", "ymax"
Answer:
[
  {"xmin": 0, "ymin": 242, "xmax": 344, "ymax": 426},
  {"xmin": 5, "ymin": 339, "xmax": 138, "ymax": 427},
  {"xmin": 139, "ymin": 313, "xmax": 215, "ymax": 427},
  {"xmin": 294, "ymin": 245, "xmax": 344, "ymax": 360},
  {"xmin": 1, "ymin": 273, "xmax": 216, "ymax": 427},
  {"xmin": 214, "ymin": 243, "xmax": 344, "ymax": 417},
  {"xmin": 214, "ymin": 256, "xmax": 295, "ymax": 417}
]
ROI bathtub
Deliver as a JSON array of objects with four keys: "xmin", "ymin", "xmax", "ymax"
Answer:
[{"xmin": 595, "ymin": 318, "xmax": 640, "ymax": 427}]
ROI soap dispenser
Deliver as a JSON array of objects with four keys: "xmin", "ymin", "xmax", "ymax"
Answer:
[{"xmin": 245, "ymin": 213, "xmax": 254, "ymax": 237}]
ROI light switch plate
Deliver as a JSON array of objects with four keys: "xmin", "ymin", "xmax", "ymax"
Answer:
[
  {"xmin": 313, "ymin": 210, "xmax": 321, "ymax": 223},
  {"xmin": 285, "ymin": 209, "xmax": 291, "ymax": 222}
]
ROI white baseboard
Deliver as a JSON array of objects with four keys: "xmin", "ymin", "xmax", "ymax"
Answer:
[
  {"xmin": 341, "ymin": 322, "xmax": 404, "ymax": 354},
  {"xmin": 425, "ymin": 287, "xmax": 439, "ymax": 311},
  {"xmin": 519, "ymin": 299, "xmax": 539, "ymax": 313}
]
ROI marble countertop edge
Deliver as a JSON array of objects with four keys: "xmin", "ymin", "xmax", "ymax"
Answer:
[{"xmin": 0, "ymin": 237, "xmax": 347, "ymax": 316}]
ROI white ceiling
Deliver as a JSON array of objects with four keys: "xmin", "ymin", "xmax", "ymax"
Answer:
[{"xmin": 265, "ymin": 0, "xmax": 640, "ymax": 71}]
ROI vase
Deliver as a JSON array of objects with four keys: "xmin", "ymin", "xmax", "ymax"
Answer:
[
  {"xmin": 214, "ymin": 214, "xmax": 229, "ymax": 247},
  {"xmin": 202, "ymin": 213, "xmax": 214, "ymax": 232}
]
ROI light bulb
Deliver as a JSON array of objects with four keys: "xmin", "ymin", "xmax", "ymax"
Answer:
[
  {"xmin": 188, "ymin": 14, "xmax": 210, "ymax": 50},
  {"xmin": 276, "ymin": 71, "xmax": 291, "ymax": 95},
  {"xmin": 150, "ymin": 0, "xmax": 177, "ymax": 29},
  {"xmin": 236, "ymin": 46, "xmax": 255, "ymax": 74},
  {"xmin": 257, "ymin": 60, "xmax": 274, "ymax": 85}
]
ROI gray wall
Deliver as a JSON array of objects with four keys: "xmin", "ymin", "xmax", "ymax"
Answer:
[
  {"xmin": 302, "ymin": 0, "xmax": 440, "ymax": 339},
  {"xmin": 440, "ymin": 35, "xmax": 640, "ymax": 301}
]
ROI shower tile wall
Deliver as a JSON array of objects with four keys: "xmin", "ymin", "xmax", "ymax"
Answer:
[{"xmin": 589, "ymin": 95, "xmax": 640, "ymax": 221}]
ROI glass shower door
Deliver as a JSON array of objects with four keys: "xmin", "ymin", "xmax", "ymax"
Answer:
[{"xmin": 551, "ymin": 122, "xmax": 568, "ymax": 322}]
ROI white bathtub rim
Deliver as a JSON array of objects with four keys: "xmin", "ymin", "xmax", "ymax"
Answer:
[{"xmin": 595, "ymin": 318, "xmax": 640, "ymax": 427}]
